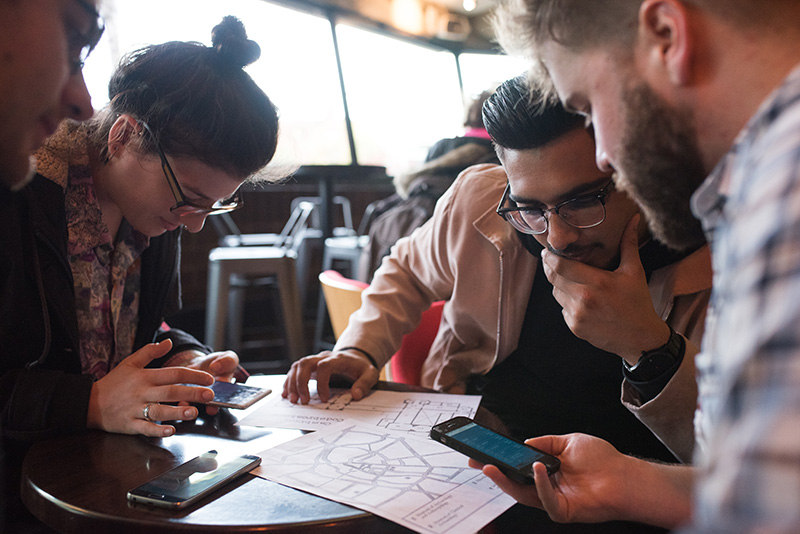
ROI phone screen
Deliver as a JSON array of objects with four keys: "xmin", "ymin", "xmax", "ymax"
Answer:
[
  {"xmin": 128, "ymin": 451, "xmax": 260, "ymax": 508},
  {"xmin": 208, "ymin": 381, "xmax": 271, "ymax": 409},
  {"xmin": 447, "ymin": 421, "xmax": 549, "ymax": 470}
]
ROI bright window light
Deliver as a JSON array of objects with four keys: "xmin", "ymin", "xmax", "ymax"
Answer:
[
  {"xmin": 83, "ymin": 0, "xmax": 350, "ymax": 166},
  {"xmin": 336, "ymin": 24, "xmax": 463, "ymax": 175}
]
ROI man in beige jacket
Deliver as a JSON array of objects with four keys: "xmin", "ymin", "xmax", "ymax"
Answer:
[{"xmin": 285, "ymin": 75, "xmax": 710, "ymax": 483}]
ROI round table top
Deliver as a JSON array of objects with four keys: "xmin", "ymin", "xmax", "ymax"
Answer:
[{"xmin": 21, "ymin": 376, "xmax": 414, "ymax": 533}]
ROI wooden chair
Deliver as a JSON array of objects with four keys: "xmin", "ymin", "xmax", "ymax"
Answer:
[
  {"xmin": 318, "ymin": 270, "xmax": 368, "ymax": 339},
  {"xmin": 318, "ymin": 270, "xmax": 444, "ymax": 385}
]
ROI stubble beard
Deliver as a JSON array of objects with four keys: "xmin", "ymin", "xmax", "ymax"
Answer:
[{"xmin": 616, "ymin": 83, "xmax": 708, "ymax": 251}]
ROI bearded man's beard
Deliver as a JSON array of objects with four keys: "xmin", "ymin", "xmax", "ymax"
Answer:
[{"xmin": 617, "ymin": 83, "xmax": 708, "ymax": 251}]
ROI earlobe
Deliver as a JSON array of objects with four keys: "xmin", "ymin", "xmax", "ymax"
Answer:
[{"xmin": 638, "ymin": 0, "xmax": 692, "ymax": 86}]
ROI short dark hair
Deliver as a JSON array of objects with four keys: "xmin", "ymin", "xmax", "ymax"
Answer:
[
  {"xmin": 90, "ymin": 16, "xmax": 279, "ymax": 179},
  {"xmin": 482, "ymin": 74, "xmax": 584, "ymax": 154}
]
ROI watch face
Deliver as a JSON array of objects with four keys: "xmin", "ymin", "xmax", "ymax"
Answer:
[{"xmin": 626, "ymin": 331, "xmax": 684, "ymax": 381}]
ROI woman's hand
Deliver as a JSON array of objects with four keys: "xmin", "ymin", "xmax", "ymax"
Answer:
[
  {"xmin": 87, "ymin": 340, "xmax": 216, "ymax": 437},
  {"xmin": 166, "ymin": 348, "xmax": 241, "ymax": 415}
]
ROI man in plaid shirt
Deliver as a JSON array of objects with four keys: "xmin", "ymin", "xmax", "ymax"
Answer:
[{"xmin": 476, "ymin": 1, "xmax": 800, "ymax": 532}]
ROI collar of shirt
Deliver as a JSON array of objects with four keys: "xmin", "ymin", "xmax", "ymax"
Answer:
[{"xmin": 692, "ymin": 62, "xmax": 800, "ymax": 243}]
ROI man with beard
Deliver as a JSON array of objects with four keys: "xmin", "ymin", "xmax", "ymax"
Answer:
[
  {"xmin": 480, "ymin": 1, "xmax": 800, "ymax": 532},
  {"xmin": 285, "ymin": 75, "xmax": 712, "ymax": 532}
]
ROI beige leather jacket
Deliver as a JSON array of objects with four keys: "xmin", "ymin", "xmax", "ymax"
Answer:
[{"xmin": 336, "ymin": 163, "xmax": 711, "ymax": 462}]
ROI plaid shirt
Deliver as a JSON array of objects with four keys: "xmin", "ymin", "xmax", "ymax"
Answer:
[{"xmin": 686, "ymin": 63, "xmax": 800, "ymax": 533}]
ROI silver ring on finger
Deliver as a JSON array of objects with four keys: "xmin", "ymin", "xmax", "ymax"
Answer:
[{"xmin": 143, "ymin": 402, "xmax": 159, "ymax": 422}]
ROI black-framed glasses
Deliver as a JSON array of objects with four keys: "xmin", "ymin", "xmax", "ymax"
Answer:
[
  {"xmin": 496, "ymin": 179, "xmax": 615, "ymax": 235},
  {"xmin": 139, "ymin": 122, "xmax": 243, "ymax": 217},
  {"xmin": 68, "ymin": 0, "xmax": 105, "ymax": 74}
]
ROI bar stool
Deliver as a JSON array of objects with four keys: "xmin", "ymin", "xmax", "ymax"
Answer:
[{"xmin": 205, "ymin": 202, "xmax": 316, "ymax": 363}]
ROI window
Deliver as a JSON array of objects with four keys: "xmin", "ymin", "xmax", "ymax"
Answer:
[
  {"xmin": 82, "ymin": 1, "xmax": 524, "ymax": 173},
  {"xmin": 336, "ymin": 24, "xmax": 463, "ymax": 175},
  {"xmin": 83, "ymin": 0, "xmax": 350, "ymax": 166},
  {"xmin": 458, "ymin": 52, "xmax": 530, "ymax": 101}
]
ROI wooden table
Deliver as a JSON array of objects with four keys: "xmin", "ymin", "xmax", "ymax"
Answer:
[{"xmin": 21, "ymin": 376, "xmax": 417, "ymax": 533}]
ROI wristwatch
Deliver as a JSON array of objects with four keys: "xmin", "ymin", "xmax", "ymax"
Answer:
[{"xmin": 623, "ymin": 327, "xmax": 685, "ymax": 382}]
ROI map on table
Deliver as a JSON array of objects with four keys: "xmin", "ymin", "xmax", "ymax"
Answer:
[
  {"xmin": 254, "ymin": 421, "xmax": 514, "ymax": 534},
  {"xmin": 237, "ymin": 383, "xmax": 480, "ymax": 436}
]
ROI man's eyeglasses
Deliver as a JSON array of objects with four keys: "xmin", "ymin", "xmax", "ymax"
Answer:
[
  {"xmin": 69, "ymin": 0, "xmax": 105, "ymax": 74},
  {"xmin": 496, "ymin": 179, "xmax": 615, "ymax": 235},
  {"xmin": 139, "ymin": 122, "xmax": 243, "ymax": 217}
]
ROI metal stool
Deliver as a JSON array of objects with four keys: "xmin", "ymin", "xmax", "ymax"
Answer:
[
  {"xmin": 205, "ymin": 202, "xmax": 316, "ymax": 363},
  {"xmin": 205, "ymin": 245, "xmax": 305, "ymax": 362}
]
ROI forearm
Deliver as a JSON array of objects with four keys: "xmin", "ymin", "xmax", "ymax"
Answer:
[
  {"xmin": 616, "ymin": 458, "xmax": 694, "ymax": 528},
  {"xmin": 622, "ymin": 337, "xmax": 699, "ymax": 463},
  {"xmin": 336, "ymin": 238, "xmax": 447, "ymax": 367}
]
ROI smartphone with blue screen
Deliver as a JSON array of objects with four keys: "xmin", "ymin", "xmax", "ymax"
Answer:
[{"xmin": 430, "ymin": 416, "xmax": 560, "ymax": 484}]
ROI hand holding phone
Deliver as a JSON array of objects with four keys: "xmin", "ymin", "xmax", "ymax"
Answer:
[
  {"xmin": 430, "ymin": 416, "xmax": 560, "ymax": 485},
  {"xmin": 127, "ymin": 450, "xmax": 261, "ymax": 509},
  {"xmin": 207, "ymin": 381, "xmax": 271, "ymax": 409}
]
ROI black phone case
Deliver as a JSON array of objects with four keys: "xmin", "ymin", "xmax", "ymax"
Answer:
[{"xmin": 430, "ymin": 417, "xmax": 560, "ymax": 485}]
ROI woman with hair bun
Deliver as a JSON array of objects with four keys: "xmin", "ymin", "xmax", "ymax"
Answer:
[{"xmin": 1, "ymin": 17, "xmax": 280, "ymax": 440}]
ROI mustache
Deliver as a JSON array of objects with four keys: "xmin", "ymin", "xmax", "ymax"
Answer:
[{"xmin": 547, "ymin": 243, "xmax": 599, "ymax": 259}]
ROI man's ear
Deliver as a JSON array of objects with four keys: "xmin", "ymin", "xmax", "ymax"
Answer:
[
  {"xmin": 637, "ymin": 0, "xmax": 693, "ymax": 86},
  {"xmin": 106, "ymin": 114, "xmax": 141, "ymax": 158}
]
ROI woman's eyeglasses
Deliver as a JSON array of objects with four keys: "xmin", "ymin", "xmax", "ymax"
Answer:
[
  {"xmin": 496, "ymin": 179, "xmax": 615, "ymax": 235},
  {"xmin": 139, "ymin": 121, "xmax": 242, "ymax": 217}
]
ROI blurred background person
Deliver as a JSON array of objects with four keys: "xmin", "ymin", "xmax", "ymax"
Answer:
[{"xmin": 358, "ymin": 88, "xmax": 499, "ymax": 281}]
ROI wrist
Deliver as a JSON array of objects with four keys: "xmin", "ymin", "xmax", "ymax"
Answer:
[
  {"xmin": 622, "ymin": 323, "xmax": 672, "ymax": 366},
  {"xmin": 338, "ymin": 346, "xmax": 379, "ymax": 369},
  {"xmin": 623, "ymin": 326, "xmax": 685, "ymax": 383},
  {"xmin": 87, "ymin": 383, "xmax": 103, "ymax": 430},
  {"xmin": 164, "ymin": 349, "xmax": 204, "ymax": 368},
  {"xmin": 623, "ymin": 461, "xmax": 693, "ymax": 528}
]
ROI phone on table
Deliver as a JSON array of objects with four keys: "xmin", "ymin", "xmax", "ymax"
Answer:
[
  {"xmin": 127, "ymin": 450, "xmax": 261, "ymax": 509},
  {"xmin": 430, "ymin": 416, "xmax": 560, "ymax": 485}
]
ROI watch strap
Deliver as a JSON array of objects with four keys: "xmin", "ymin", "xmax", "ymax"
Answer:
[{"xmin": 623, "ymin": 327, "xmax": 685, "ymax": 382}]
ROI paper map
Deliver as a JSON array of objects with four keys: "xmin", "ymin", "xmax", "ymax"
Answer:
[
  {"xmin": 254, "ymin": 421, "xmax": 514, "ymax": 534},
  {"xmin": 238, "ymin": 384, "xmax": 480, "ymax": 436}
]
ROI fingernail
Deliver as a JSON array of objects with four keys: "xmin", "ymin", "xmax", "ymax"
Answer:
[
  {"xmin": 353, "ymin": 388, "xmax": 362, "ymax": 399},
  {"xmin": 184, "ymin": 407, "xmax": 196, "ymax": 419},
  {"xmin": 163, "ymin": 427, "xmax": 174, "ymax": 437},
  {"xmin": 202, "ymin": 389, "xmax": 214, "ymax": 401}
]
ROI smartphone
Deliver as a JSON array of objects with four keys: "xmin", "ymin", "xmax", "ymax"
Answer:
[
  {"xmin": 207, "ymin": 381, "xmax": 271, "ymax": 409},
  {"xmin": 430, "ymin": 416, "xmax": 560, "ymax": 485},
  {"xmin": 127, "ymin": 450, "xmax": 261, "ymax": 509}
]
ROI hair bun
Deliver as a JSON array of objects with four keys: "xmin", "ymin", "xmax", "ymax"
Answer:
[{"xmin": 211, "ymin": 16, "xmax": 261, "ymax": 68}]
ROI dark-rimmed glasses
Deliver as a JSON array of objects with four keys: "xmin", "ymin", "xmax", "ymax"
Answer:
[
  {"xmin": 139, "ymin": 122, "xmax": 243, "ymax": 217},
  {"xmin": 496, "ymin": 179, "xmax": 615, "ymax": 235},
  {"xmin": 69, "ymin": 0, "xmax": 105, "ymax": 74}
]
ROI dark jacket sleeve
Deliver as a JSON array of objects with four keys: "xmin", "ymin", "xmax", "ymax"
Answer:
[
  {"xmin": 1, "ymin": 367, "xmax": 93, "ymax": 441},
  {"xmin": 156, "ymin": 327, "xmax": 212, "ymax": 356},
  {"xmin": 1, "ymin": 183, "xmax": 90, "ymax": 442}
]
